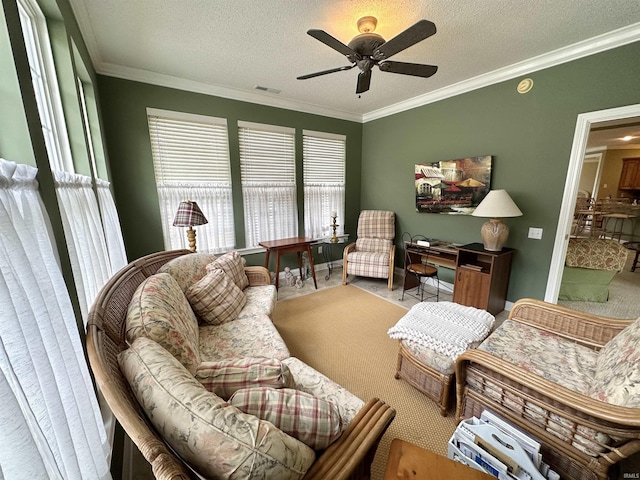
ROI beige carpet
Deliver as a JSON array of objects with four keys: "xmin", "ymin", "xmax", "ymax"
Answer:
[{"xmin": 272, "ymin": 284, "xmax": 457, "ymax": 480}]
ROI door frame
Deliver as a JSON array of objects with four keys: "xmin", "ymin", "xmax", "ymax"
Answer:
[
  {"xmin": 582, "ymin": 152, "xmax": 604, "ymax": 200},
  {"xmin": 544, "ymin": 103, "xmax": 640, "ymax": 302}
]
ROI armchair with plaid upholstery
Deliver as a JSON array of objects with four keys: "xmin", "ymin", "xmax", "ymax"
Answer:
[{"xmin": 342, "ymin": 210, "xmax": 396, "ymax": 290}]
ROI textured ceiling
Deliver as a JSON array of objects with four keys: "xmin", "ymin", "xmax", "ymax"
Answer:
[{"xmin": 70, "ymin": 0, "xmax": 640, "ymax": 124}]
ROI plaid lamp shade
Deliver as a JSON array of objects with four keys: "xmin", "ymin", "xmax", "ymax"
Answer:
[{"xmin": 173, "ymin": 201, "xmax": 208, "ymax": 227}]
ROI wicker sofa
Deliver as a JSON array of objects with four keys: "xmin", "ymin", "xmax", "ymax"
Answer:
[
  {"xmin": 559, "ymin": 237, "xmax": 628, "ymax": 302},
  {"xmin": 87, "ymin": 249, "xmax": 395, "ymax": 480},
  {"xmin": 455, "ymin": 298, "xmax": 640, "ymax": 480}
]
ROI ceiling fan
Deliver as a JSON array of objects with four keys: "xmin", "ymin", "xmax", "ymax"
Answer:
[{"xmin": 297, "ymin": 16, "xmax": 438, "ymax": 95}]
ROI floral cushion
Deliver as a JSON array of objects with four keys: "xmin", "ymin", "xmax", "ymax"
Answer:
[
  {"xmin": 229, "ymin": 387, "xmax": 343, "ymax": 451},
  {"xmin": 208, "ymin": 251, "xmax": 249, "ymax": 291},
  {"xmin": 195, "ymin": 357, "xmax": 294, "ymax": 400},
  {"xmin": 157, "ymin": 252, "xmax": 218, "ymax": 292},
  {"xmin": 564, "ymin": 238, "xmax": 627, "ymax": 272},
  {"xmin": 401, "ymin": 339, "xmax": 455, "ymax": 375},
  {"xmin": 199, "ymin": 315, "xmax": 290, "ymax": 362},
  {"xmin": 477, "ymin": 319, "xmax": 597, "ymax": 394},
  {"xmin": 474, "ymin": 319, "xmax": 609, "ymax": 456},
  {"xmin": 237, "ymin": 285, "xmax": 278, "ymax": 320},
  {"xmin": 282, "ymin": 357, "xmax": 364, "ymax": 427},
  {"xmin": 125, "ymin": 273, "xmax": 200, "ymax": 374},
  {"xmin": 591, "ymin": 317, "xmax": 640, "ymax": 407},
  {"xmin": 186, "ymin": 268, "xmax": 246, "ymax": 325},
  {"xmin": 118, "ymin": 337, "xmax": 315, "ymax": 479}
]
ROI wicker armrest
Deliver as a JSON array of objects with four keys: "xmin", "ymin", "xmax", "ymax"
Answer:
[
  {"xmin": 508, "ymin": 298, "xmax": 633, "ymax": 348},
  {"xmin": 455, "ymin": 349, "xmax": 640, "ymax": 428},
  {"xmin": 303, "ymin": 398, "xmax": 396, "ymax": 480},
  {"xmin": 244, "ymin": 266, "xmax": 271, "ymax": 286}
]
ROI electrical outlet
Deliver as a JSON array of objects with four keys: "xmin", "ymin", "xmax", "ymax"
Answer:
[
  {"xmin": 528, "ymin": 227, "xmax": 543, "ymax": 240},
  {"xmin": 318, "ymin": 246, "xmax": 323, "ymax": 254}
]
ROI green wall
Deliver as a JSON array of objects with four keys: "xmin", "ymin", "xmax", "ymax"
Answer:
[
  {"xmin": 361, "ymin": 41, "xmax": 640, "ymax": 300},
  {"xmin": 97, "ymin": 76, "xmax": 363, "ymax": 263}
]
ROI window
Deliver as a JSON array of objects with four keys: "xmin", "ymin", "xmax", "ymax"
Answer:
[
  {"xmin": 17, "ymin": 0, "xmax": 73, "ymax": 172},
  {"xmin": 239, "ymin": 121, "xmax": 298, "ymax": 248},
  {"xmin": 148, "ymin": 109, "xmax": 235, "ymax": 253},
  {"xmin": 303, "ymin": 130, "xmax": 346, "ymax": 239}
]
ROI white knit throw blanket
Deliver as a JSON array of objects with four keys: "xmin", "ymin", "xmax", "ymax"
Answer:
[{"xmin": 388, "ymin": 302, "xmax": 495, "ymax": 360}]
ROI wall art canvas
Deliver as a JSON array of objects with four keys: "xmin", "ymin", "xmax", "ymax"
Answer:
[{"xmin": 415, "ymin": 155, "xmax": 492, "ymax": 214}]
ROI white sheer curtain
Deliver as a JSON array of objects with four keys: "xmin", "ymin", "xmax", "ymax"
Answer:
[
  {"xmin": 242, "ymin": 184, "xmax": 298, "ymax": 247},
  {"xmin": 95, "ymin": 179, "xmax": 127, "ymax": 273},
  {"xmin": 54, "ymin": 171, "xmax": 111, "ymax": 323},
  {"xmin": 304, "ymin": 184, "xmax": 345, "ymax": 239},
  {"xmin": 157, "ymin": 183, "xmax": 235, "ymax": 254},
  {"xmin": 0, "ymin": 159, "xmax": 111, "ymax": 480}
]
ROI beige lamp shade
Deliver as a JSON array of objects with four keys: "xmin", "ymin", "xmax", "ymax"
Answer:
[
  {"xmin": 173, "ymin": 200, "xmax": 208, "ymax": 252},
  {"xmin": 472, "ymin": 189, "xmax": 522, "ymax": 251}
]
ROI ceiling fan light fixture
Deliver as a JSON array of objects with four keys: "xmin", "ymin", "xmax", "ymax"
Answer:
[{"xmin": 357, "ymin": 16, "xmax": 377, "ymax": 33}]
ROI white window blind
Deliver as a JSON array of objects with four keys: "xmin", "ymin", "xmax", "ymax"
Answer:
[
  {"xmin": 148, "ymin": 109, "xmax": 235, "ymax": 253},
  {"xmin": 239, "ymin": 121, "xmax": 298, "ymax": 247},
  {"xmin": 18, "ymin": 0, "xmax": 73, "ymax": 173},
  {"xmin": 303, "ymin": 130, "xmax": 346, "ymax": 239}
]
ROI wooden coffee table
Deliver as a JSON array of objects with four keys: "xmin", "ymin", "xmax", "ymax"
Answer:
[
  {"xmin": 259, "ymin": 236, "xmax": 317, "ymax": 290},
  {"xmin": 383, "ymin": 438, "xmax": 494, "ymax": 480}
]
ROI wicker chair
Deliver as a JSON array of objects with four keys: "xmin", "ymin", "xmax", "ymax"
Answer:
[
  {"xmin": 342, "ymin": 210, "xmax": 396, "ymax": 290},
  {"xmin": 455, "ymin": 298, "xmax": 640, "ymax": 480},
  {"xmin": 87, "ymin": 249, "xmax": 395, "ymax": 480}
]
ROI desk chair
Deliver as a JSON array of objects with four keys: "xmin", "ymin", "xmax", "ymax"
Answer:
[{"xmin": 401, "ymin": 233, "xmax": 440, "ymax": 302}]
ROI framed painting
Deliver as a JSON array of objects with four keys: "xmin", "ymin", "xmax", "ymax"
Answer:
[{"xmin": 415, "ymin": 155, "xmax": 492, "ymax": 214}]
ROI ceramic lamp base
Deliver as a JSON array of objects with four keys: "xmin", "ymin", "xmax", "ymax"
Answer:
[
  {"xmin": 480, "ymin": 218, "xmax": 508, "ymax": 251},
  {"xmin": 186, "ymin": 226, "xmax": 197, "ymax": 252}
]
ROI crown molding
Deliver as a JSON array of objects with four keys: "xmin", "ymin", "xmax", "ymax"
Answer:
[
  {"xmin": 83, "ymin": 18, "xmax": 640, "ymax": 124},
  {"xmin": 362, "ymin": 22, "xmax": 640, "ymax": 123},
  {"xmin": 95, "ymin": 63, "xmax": 362, "ymax": 123}
]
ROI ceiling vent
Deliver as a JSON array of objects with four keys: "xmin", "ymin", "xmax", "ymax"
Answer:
[{"xmin": 254, "ymin": 85, "xmax": 281, "ymax": 94}]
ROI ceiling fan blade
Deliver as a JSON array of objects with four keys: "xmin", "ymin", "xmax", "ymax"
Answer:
[
  {"xmin": 378, "ymin": 61, "xmax": 438, "ymax": 78},
  {"xmin": 372, "ymin": 20, "xmax": 437, "ymax": 60},
  {"xmin": 297, "ymin": 64, "xmax": 356, "ymax": 80},
  {"xmin": 307, "ymin": 29, "xmax": 362, "ymax": 62},
  {"xmin": 356, "ymin": 69, "xmax": 372, "ymax": 94}
]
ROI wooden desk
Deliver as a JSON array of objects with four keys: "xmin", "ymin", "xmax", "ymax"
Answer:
[
  {"xmin": 403, "ymin": 242, "xmax": 458, "ymax": 292},
  {"xmin": 259, "ymin": 237, "xmax": 317, "ymax": 290},
  {"xmin": 383, "ymin": 438, "xmax": 494, "ymax": 480}
]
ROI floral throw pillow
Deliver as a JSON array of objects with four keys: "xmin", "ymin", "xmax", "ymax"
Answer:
[
  {"xmin": 208, "ymin": 251, "xmax": 249, "ymax": 291},
  {"xmin": 186, "ymin": 268, "xmax": 246, "ymax": 325},
  {"xmin": 157, "ymin": 252, "xmax": 218, "ymax": 292},
  {"xmin": 591, "ymin": 317, "xmax": 640, "ymax": 408},
  {"xmin": 125, "ymin": 272, "xmax": 200, "ymax": 374},
  {"xmin": 195, "ymin": 357, "xmax": 294, "ymax": 400},
  {"xmin": 229, "ymin": 387, "xmax": 343, "ymax": 451}
]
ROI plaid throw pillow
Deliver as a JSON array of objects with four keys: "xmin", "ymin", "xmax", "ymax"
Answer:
[
  {"xmin": 186, "ymin": 268, "xmax": 246, "ymax": 325},
  {"xmin": 195, "ymin": 357, "xmax": 294, "ymax": 400},
  {"xmin": 229, "ymin": 387, "xmax": 343, "ymax": 450},
  {"xmin": 208, "ymin": 251, "xmax": 249, "ymax": 290}
]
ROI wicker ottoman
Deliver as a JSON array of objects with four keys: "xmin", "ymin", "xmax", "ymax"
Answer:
[{"xmin": 389, "ymin": 302, "xmax": 495, "ymax": 417}]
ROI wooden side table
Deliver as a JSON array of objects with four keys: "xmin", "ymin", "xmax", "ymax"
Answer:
[
  {"xmin": 384, "ymin": 438, "xmax": 494, "ymax": 480},
  {"xmin": 259, "ymin": 236, "xmax": 318, "ymax": 290}
]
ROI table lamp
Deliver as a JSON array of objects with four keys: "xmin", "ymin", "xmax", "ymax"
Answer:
[
  {"xmin": 173, "ymin": 200, "xmax": 208, "ymax": 252},
  {"xmin": 471, "ymin": 189, "xmax": 522, "ymax": 251}
]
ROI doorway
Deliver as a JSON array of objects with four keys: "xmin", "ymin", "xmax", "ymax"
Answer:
[
  {"xmin": 545, "ymin": 103, "xmax": 640, "ymax": 306},
  {"xmin": 580, "ymin": 153, "xmax": 603, "ymax": 200}
]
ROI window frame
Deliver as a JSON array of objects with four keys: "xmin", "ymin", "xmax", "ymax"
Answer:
[
  {"xmin": 303, "ymin": 129, "xmax": 346, "ymax": 239},
  {"xmin": 147, "ymin": 107, "xmax": 236, "ymax": 253},
  {"xmin": 238, "ymin": 120, "xmax": 298, "ymax": 248},
  {"xmin": 17, "ymin": 0, "xmax": 73, "ymax": 173}
]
